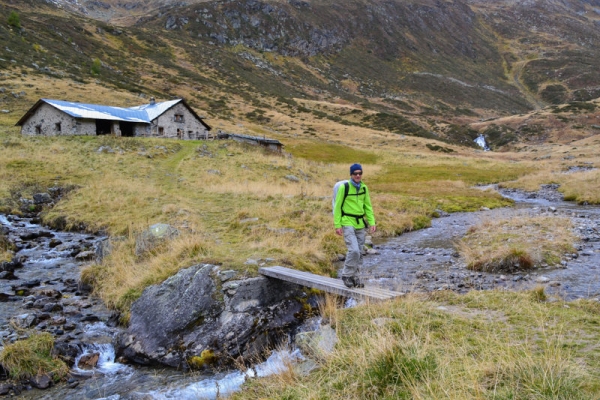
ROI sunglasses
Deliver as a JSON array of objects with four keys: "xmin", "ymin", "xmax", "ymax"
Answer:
[{"xmin": 352, "ymin": 172, "xmax": 363, "ymax": 176}]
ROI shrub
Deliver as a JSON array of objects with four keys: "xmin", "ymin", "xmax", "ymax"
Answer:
[
  {"xmin": 91, "ymin": 58, "xmax": 101, "ymax": 75},
  {"xmin": 540, "ymin": 84, "xmax": 568, "ymax": 105},
  {"xmin": 7, "ymin": 11, "xmax": 20, "ymax": 29}
]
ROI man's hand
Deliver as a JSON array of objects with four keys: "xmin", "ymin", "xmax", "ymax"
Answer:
[
  {"xmin": 369, "ymin": 225, "xmax": 377, "ymax": 234},
  {"xmin": 335, "ymin": 228, "xmax": 343, "ymax": 236}
]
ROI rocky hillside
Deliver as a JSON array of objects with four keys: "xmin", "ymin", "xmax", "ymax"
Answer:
[{"xmin": 2, "ymin": 0, "xmax": 600, "ymax": 146}]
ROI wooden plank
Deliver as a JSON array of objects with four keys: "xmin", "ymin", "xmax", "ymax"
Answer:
[{"xmin": 259, "ymin": 266, "xmax": 404, "ymax": 301}]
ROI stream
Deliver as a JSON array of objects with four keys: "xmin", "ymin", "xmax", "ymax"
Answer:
[
  {"xmin": 1, "ymin": 186, "xmax": 600, "ymax": 398},
  {"xmin": 362, "ymin": 186, "xmax": 600, "ymax": 300}
]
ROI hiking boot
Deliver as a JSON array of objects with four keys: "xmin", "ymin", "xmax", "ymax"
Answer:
[
  {"xmin": 342, "ymin": 276, "xmax": 355, "ymax": 288},
  {"xmin": 352, "ymin": 277, "xmax": 365, "ymax": 288}
]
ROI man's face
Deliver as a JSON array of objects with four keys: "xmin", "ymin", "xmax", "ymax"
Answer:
[{"xmin": 351, "ymin": 170, "xmax": 363, "ymax": 184}]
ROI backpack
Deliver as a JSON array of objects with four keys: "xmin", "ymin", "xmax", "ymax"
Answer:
[
  {"xmin": 332, "ymin": 180, "xmax": 368, "ymax": 225},
  {"xmin": 332, "ymin": 180, "xmax": 349, "ymax": 215}
]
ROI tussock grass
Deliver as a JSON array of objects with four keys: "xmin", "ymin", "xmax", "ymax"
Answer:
[
  {"xmin": 0, "ymin": 332, "xmax": 69, "ymax": 380},
  {"xmin": 232, "ymin": 291, "xmax": 599, "ymax": 399},
  {"xmin": 458, "ymin": 215, "xmax": 576, "ymax": 272},
  {"xmin": 561, "ymin": 169, "xmax": 600, "ymax": 204},
  {"xmin": 81, "ymin": 232, "xmax": 214, "ymax": 313}
]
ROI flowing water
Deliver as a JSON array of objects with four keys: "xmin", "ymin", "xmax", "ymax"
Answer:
[
  {"xmin": 361, "ymin": 190, "xmax": 600, "ymax": 300},
  {"xmin": 2, "ymin": 187, "xmax": 600, "ymax": 398}
]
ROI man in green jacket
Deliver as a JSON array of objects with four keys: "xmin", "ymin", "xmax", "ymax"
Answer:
[{"xmin": 334, "ymin": 163, "xmax": 377, "ymax": 288}]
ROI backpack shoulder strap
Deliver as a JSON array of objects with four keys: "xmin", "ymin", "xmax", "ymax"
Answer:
[{"xmin": 341, "ymin": 182, "xmax": 350, "ymax": 210}]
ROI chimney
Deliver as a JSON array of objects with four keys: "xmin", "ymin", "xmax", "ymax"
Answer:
[{"xmin": 149, "ymin": 97, "xmax": 155, "ymax": 105}]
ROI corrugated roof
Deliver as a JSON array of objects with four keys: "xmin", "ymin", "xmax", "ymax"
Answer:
[
  {"xmin": 37, "ymin": 98, "xmax": 188, "ymax": 123},
  {"xmin": 42, "ymin": 99, "xmax": 151, "ymax": 122},
  {"xmin": 129, "ymin": 99, "xmax": 182, "ymax": 121}
]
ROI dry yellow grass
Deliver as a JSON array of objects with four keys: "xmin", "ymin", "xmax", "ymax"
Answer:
[
  {"xmin": 81, "ymin": 232, "xmax": 214, "ymax": 313},
  {"xmin": 500, "ymin": 161, "xmax": 600, "ymax": 204},
  {"xmin": 458, "ymin": 215, "xmax": 576, "ymax": 272},
  {"xmin": 0, "ymin": 126, "xmax": 591, "ymax": 311}
]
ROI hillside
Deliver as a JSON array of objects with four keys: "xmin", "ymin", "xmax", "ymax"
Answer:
[{"xmin": 1, "ymin": 0, "xmax": 600, "ymax": 148}]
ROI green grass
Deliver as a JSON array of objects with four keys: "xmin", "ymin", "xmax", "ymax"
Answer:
[
  {"xmin": 373, "ymin": 158, "xmax": 530, "ymax": 186},
  {"xmin": 285, "ymin": 140, "xmax": 378, "ymax": 164}
]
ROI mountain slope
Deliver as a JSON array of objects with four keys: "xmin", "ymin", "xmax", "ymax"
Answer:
[{"xmin": 1, "ymin": 0, "xmax": 600, "ymax": 147}]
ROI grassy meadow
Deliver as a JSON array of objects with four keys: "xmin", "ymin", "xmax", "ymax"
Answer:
[
  {"xmin": 0, "ymin": 127, "xmax": 529, "ymax": 311},
  {"xmin": 3, "ymin": 98, "xmax": 600, "ymax": 313}
]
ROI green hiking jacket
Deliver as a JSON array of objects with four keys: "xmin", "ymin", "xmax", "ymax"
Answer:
[{"xmin": 333, "ymin": 182, "xmax": 376, "ymax": 229}]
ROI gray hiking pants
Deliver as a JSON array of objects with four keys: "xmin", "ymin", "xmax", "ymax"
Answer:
[{"xmin": 341, "ymin": 225, "xmax": 366, "ymax": 278}]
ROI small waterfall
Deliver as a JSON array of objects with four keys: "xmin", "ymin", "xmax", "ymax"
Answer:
[
  {"xmin": 73, "ymin": 342, "xmax": 132, "ymax": 377},
  {"xmin": 474, "ymin": 134, "xmax": 490, "ymax": 151},
  {"xmin": 72, "ymin": 323, "xmax": 132, "ymax": 376}
]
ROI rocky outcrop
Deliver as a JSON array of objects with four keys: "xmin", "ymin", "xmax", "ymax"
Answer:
[{"xmin": 117, "ymin": 264, "xmax": 311, "ymax": 369}]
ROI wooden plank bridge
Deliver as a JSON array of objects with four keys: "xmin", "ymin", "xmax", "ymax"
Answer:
[{"xmin": 259, "ymin": 266, "xmax": 404, "ymax": 302}]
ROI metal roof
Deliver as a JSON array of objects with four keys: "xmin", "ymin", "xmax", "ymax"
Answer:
[
  {"xmin": 16, "ymin": 98, "xmax": 211, "ymax": 131},
  {"xmin": 41, "ymin": 99, "xmax": 182, "ymax": 123},
  {"xmin": 128, "ymin": 99, "xmax": 182, "ymax": 121}
]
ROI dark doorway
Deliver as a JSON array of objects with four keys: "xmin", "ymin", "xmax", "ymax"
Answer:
[
  {"xmin": 96, "ymin": 120, "xmax": 112, "ymax": 135},
  {"xmin": 120, "ymin": 122, "xmax": 135, "ymax": 137}
]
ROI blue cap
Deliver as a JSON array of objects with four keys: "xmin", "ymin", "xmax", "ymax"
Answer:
[{"xmin": 350, "ymin": 163, "xmax": 362, "ymax": 175}]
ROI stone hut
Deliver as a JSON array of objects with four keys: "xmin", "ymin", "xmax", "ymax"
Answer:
[{"xmin": 16, "ymin": 98, "xmax": 211, "ymax": 139}]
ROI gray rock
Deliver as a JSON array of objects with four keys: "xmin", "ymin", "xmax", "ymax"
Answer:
[
  {"xmin": 12, "ymin": 313, "xmax": 37, "ymax": 328},
  {"xmin": 135, "ymin": 223, "xmax": 179, "ymax": 256},
  {"xmin": 295, "ymin": 324, "xmax": 337, "ymax": 359},
  {"xmin": 284, "ymin": 175, "xmax": 300, "ymax": 182},
  {"xmin": 32, "ymin": 193, "xmax": 52, "ymax": 204},
  {"xmin": 75, "ymin": 251, "xmax": 96, "ymax": 261},
  {"xmin": 0, "ymin": 383, "xmax": 13, "ymax": 395},
  {"xmin": 165, "ymin": 15, "xmax": 178, "ymax": 30},
  {"xmin": 77, "ymin": 352, "xmax": 100, "ymax": 370},
  {"xmin": 117, "ymin": 264, "xmax": 306, "ymax": 369},
  {"xmin": 219, "ymin": 270, "xmax": 237, "ymax": 282},
  {"xmin": 30, "ymin": 374, "xmax": 52, "ymax": 389}
]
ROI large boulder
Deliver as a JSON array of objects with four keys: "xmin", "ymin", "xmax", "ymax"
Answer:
[{"xmin": 117, "ymin": 264, "xmax": 308, "ymax": 369}]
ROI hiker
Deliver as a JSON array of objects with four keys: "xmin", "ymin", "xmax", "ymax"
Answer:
[{"xmin": 334, "ymin": 163, "xmax": 376, "ymax": 288}]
